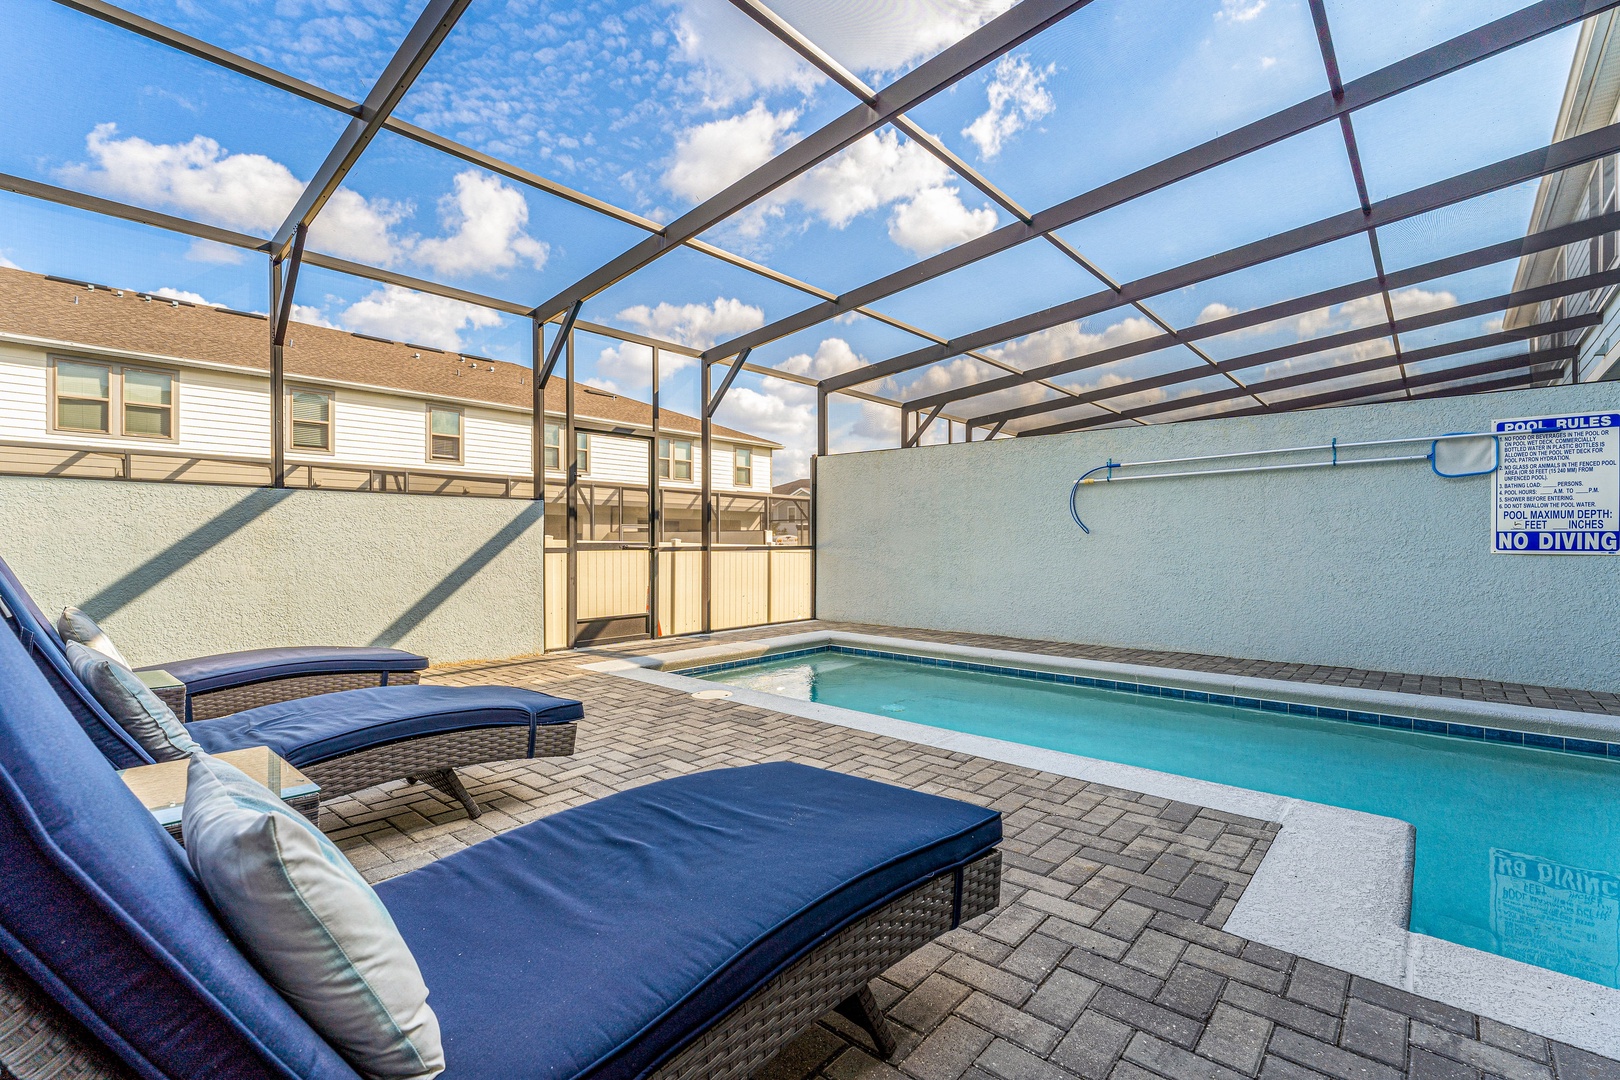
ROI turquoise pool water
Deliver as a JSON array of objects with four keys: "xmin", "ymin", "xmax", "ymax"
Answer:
[{"xmin": 700, "ymin": 649, "xmax": 1620, "ymax": 986}]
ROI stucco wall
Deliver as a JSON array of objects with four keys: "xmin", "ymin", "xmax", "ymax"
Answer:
[
  {"xmin": 816, "ymin": 383, "xmax": 1620, "ymax": 692},
  {"xmin": 0, "ymin": 477, "xmax": 544, "ymax": 665}
]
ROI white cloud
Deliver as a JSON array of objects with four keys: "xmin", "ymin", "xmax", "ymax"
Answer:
[
  {"xmin": 711, "ymin": 337, "xmax": 896, "ymax": 477},
  {"xmin": 591, "ymin": 296, "xmax": 766, "ymax": 395},
  {"xmin": 62, "ymin": 124, "xmax": 408, "ymax": 266},
  {"xmin": 887, "ymin": 185, "xmax": 998, "ymax": 256},
  {"xmin": 663, "ymin": 103, "xmax": 799, "ymax": 203},
  {"xmin": 185, "ymin": 239, "xmax": 246, "ymax": 264},
  {"xmin": 667, "ymin": 0, "xmax": 821, "ymax": 108},
  {"xmin": 338, "ymin": 286, "xmax": 503, "ymax": 352},
  {"xmin": 64, "ymin": 126, "xmax": 547, "ymax": 278},
  {"xmin": 663, "ymin": 109, "xmax": 997, "ymax": 255},
  {"xmin": 412, "ymin": 171, "xmax": 549, "ymax": 276},
  {"xmin": 1217, "ymin": 0, "xmax": 1267, "ymax": 22},
  {"xmin": 0, "ymin": 253, "xmax": 18, "ymax": 270},
  {"xmin": 985, "ymin": 316, "xmax": 1163, "ymax": 370},
  {"xmin": 962, "ymin": 54, "xmax": 1055, "ymax": 160},
  {"xmin": 290, "ymin": 303, "xmax": 337, "ymax": 329},
  {"xmin": 152, "ymin": 287, "xmax": 221, "ymax": 306},
  {"xmin": 614, "ymin": 296, "xmax": 767, "ymax": 351}
]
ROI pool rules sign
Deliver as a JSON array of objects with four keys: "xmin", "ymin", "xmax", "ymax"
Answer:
[{"xmin": 1493, "ymin": 413, "xmax": 1620, "ymax": 554}]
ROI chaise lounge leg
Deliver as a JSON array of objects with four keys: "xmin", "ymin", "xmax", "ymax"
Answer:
[
  {"xmin": 833, "ymin": 984, "xmax": 896, "ymax": 1061},
  {"xmin": 418, "ymin": 769, "xmax": 482, "ymax": 819}
]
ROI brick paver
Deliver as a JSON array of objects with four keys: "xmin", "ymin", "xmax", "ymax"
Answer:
[{"xmin": 317, "ymin": 622, "xmax": 1618, "ymax": 1080}]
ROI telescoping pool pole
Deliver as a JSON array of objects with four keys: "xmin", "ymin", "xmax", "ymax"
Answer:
[{"xmin": 1068, "ymin": 430, "xmax": 1508, "ymax": 534}]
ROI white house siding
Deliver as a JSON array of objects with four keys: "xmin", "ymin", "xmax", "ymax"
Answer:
[
  {"xmin": 293, "ymin": 386, "xmax": 423, "ymax": 469},
  {"xmin": 174, "ymin": 368, "xmax": 270, "ymax": 457},
  {"xmin": 0, "ymin": 345, "xmax": 49, "ymax": 440},
  {"xmin": 462, "ymin": 408, "xmax": 531, "ymax": 474},
  {"xmin": 709, "ymin": 442, "xmax": 773, "ymax": 493},
  {"xmin": 0, "ymin": 340, "xmax": 775, "ymax": 492},
  {"xmin": 580, "ymin": 429, "xmax": 650, "ymax": 486},
  {"xmin": 0, "ymin": 343, "xmax": 270, "ymax": 457}
]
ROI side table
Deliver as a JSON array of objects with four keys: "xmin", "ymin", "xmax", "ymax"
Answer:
[{"xmin": 118, "ymin": 745, "xmax": 320, "ymax": 845}]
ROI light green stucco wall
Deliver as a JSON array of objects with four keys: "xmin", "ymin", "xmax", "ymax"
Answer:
[
  {"xmin": 816, "ymin": 383, "xmax": 1620, "ymax": 692},
  {"xmin": 1, "ymin": 478, "xmax": 544, "ymax": 665}
]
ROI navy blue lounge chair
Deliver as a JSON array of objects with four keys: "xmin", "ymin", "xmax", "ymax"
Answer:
[
  {"xmin": 0, "ymin": 560, "xmax": 579, "ymax": 819},
  {"xmin": 0, "ymin": 617, "xmax": 1002, "ymax": 1080},
  {"xmin": 0, "ymin": 553, "xmax": 428, "ymax": 721}
]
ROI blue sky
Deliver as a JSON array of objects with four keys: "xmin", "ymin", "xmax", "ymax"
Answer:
[{"xmin": 0, "ymin": 0, "xmax": 1583, "ymax": 475}]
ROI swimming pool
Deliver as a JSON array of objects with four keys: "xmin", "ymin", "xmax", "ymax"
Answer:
[{"xmin": 696, "ymin": 647, "xmax": 1620, "ymax": 988}]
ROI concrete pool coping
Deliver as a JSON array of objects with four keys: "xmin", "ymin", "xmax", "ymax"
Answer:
[{"xmin": 583, "ymin": 629, "xmax": 1620, "ymax": 1056}]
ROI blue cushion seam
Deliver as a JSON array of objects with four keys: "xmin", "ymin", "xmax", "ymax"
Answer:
[
  {"xmin": 0, "ymin": 761, "xmax": 320, "ymax": 1080},
  {"xmin": 250, "ymin": 718, "xmax": 572, "ymax": 763}
]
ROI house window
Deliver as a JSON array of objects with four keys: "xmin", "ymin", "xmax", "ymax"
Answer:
[
  {"xmin": 52, "ymin": 359, "xmax": 175, "ymax": 439},
  {"xmin": 428, "ymin": 406, "xmax": 463, "ymax": 462},
  {"xmin": 54, "ymin": 360, "xmax": 111, "ymax": 433},
  {"xmin": 733, "ymin": 446, "xmax": 753, "ymax": 487},
  {"xmin": 543, "ymin": 424, "xmax": 590, "ymax": 473},
  {"xmin": 122, "ymin": 368, "xmax": 174, "ymax": 438},
  {"xmin": 544, "ymin": 423, "xmax": 561, "ymax": 471},
  {"xmin": 658, "ymin": 437, "xmax": 692, "ymax": 481},
  {"xmin": 289, "ymin": 389, "xmax": 332, "ymax": 452}
]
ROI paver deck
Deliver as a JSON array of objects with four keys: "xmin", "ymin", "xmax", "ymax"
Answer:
[{"xmin": 319, "ymin": 621, "xmax": 1620, "ymax": 1080}]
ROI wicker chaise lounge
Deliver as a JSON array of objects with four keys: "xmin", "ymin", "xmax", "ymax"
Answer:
[
  {"xmin": 0, "ymin": 622, "xmax": 1002, "ymax": 1080},
  {"xmin": 0, "ymin": 569, "xmax": 578, "ymax": 819},
  {"xmin": 0, "ymin": 554, "xmax": 431, "ymax": 722}
]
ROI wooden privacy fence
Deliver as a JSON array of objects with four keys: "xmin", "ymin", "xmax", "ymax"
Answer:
[{"xmin": 543, "ymin": 547, "xmax": 812, "ymax": 648}]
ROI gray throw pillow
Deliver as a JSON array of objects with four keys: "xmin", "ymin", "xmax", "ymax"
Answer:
[
  {"xmin": 183, "ymin": 753, "xmax": 444, "ymax": 1080},
  {"xmin": 65, "ymin": 640, "xmax": 199, "ymax": 761},
  {"xmin": 57, "ymin": 607, "xmax": 134, "ymax": 669}
]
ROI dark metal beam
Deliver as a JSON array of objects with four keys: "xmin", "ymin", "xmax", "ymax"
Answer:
[
  {"xmin": 1214, "ymin": 354, "xmax": 1571, "ymax": 418},
  {"xmin": 706, "ymin": 348, "xmax": 753, "ymax": 417},
  {"xmin": 1, "ymin": 170, "xmax": 265, "ymax": 251},
  {"xmin": 992, "ymin": 271, "xmax": 1617, "ymax": 431},
  {"xmin": 531, "ymin": 0, "xmax": 1095, "ymax": 322},
  {"xmin": 1014, "ymin": 321, "xmax": 1591, "ymax": 436},
  {"xmin": 701, "ymin": 0, "xmax": 1616, "ymax": 366},
  {"xmin": 909, "ymin": 403, "xmax": 947, "ymax": 447},
  {"xmin": 271, "ymin": 223, "xmax": 307, "ymax": 348},
  {"xmin": 917, "ymin": 206, "xmax": 1620, "ymax": 417},
  {"xmin": 826, "ymin": 120, "xmax": 1620, "ymax": 394},
  {"xmin": 46, "ymin": 0, "xmax": 1079, "ymax": 388},
  {"xmin": 269, "ymin": 0, "xmax": 471, "ymax": 259},
  {"xmin": 2, "ymin": 171, "xmax": 547, "ymax": 318},
  {"xmin": 537, "ymin": 301, "xmax": 582, "ymax": 389}
]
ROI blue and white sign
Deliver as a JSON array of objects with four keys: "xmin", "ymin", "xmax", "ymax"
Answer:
[{"xmin": 1493, "ymin": 413, "xmax": 1620, "ymax": 554}]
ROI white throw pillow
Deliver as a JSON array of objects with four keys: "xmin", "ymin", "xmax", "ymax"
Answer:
[
  {"xmin": 57, "ymin": 607, "xmax": 134, "ymax": 669},
  {"xmin": 183, "ymin": 753, "xmax": 444, "ymax": 1080},
  {"xmin": 65, "ymin": 640, "xmax": 199, "ymax": 761}
]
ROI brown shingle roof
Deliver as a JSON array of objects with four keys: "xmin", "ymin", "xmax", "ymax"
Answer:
[{"xmin": 0, "ymin": 267, "xmax": 775, "ymax": 446}]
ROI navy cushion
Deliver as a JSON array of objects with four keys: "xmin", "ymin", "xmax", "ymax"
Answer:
[
  {"xmin": 146, "ymin": 647, "xmax": 430, "ymax": 695},
  {"xmin": 377, "ymin": 761, "xmax": 1000, "ymax": 1080},
  {"xmin": 187, "ymin": 685, "xmax": 582, "ymax": 767},
  {"xmin": 0, "ymin": 555, "xmax": 150, "ymax": 769},
  {"xmin": 0, "ymin": 605, "xmax": 361, "ymax": 1080}
]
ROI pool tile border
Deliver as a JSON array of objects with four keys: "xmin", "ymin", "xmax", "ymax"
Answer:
[{"xmin": 682, "ymin": 645, "xmax": 1620, "ymax": 761}]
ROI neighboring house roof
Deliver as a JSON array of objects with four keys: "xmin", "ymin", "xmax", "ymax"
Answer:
[
  {"xmin": 1507, "ymin": 9, "xmax": 1620, "ymax": 331},
  {"xmin": 0, "ymin": 267, "xmax": 778, "ymax": 447},
  {"xmin": 773, "ymin": 479, "xmax": 810, "ymax": 495}
]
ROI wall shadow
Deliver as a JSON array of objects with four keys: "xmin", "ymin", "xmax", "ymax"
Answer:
[
  {"xmin": 80, "ymin": 488, "xmax": 296, "ymax": 620},
  {"xmin": 369, "ymin": 501, "xmax": 544, "ymax": 648}
]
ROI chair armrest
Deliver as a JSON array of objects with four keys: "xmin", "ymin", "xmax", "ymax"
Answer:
[{"xmin": 136, "ymin": 669, "xmax": 188, "ymax": 720}]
